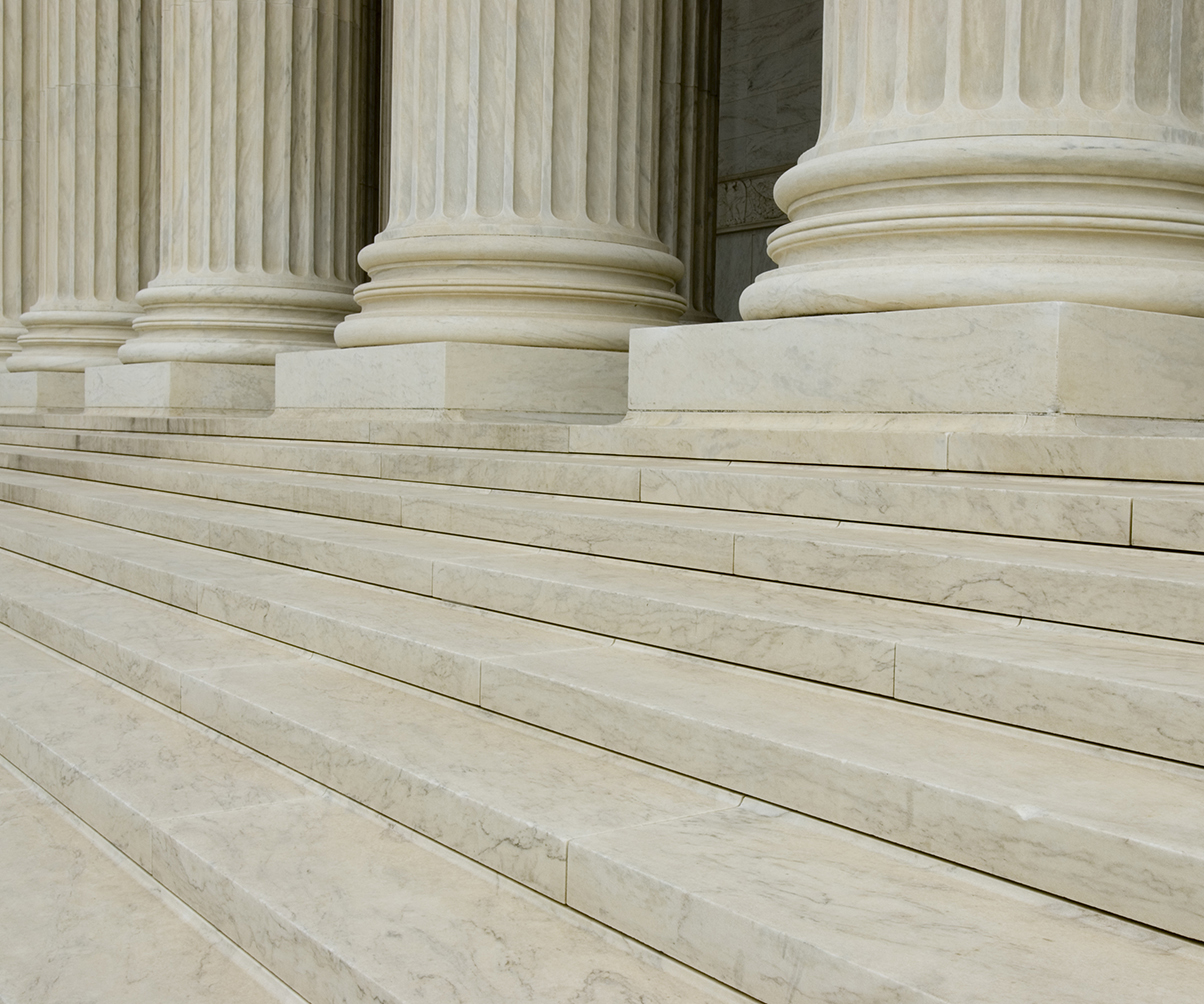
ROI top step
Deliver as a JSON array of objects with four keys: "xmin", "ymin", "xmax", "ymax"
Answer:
[
  {"xmin": 3, "ymin": 427, "xmax": 1204, "ymax": 550},
  {"xmin": 3, "ymin": 408, "xmax": 1204, "ymax": 482}
]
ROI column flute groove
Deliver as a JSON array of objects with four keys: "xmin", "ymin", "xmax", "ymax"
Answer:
[
  {"xmin": 337, "ymin": 0, "xmax": 684, "ymax": 353},
  {"xmin": 742, "ymin": 0, "xmax": 1204, "ymax": 320},
  {"xmin": 10, "ymin": 0, "xmax": 146, "ymax": 373},
  {"xmin": 123, "ymin": 0, "xmax": 367, "ymax": 366}
]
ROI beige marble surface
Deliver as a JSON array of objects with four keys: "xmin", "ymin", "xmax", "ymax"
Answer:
[
  {"xmin": 337, "ymin": 0, "xmax": 684, "ymax": 352},
  {"xmin": 0, "ymin": 784, "xmax": 306, "ymax": 1003},
  {"xmin": 276, "ymin": 341, "xmax": 628, "ymax": 416},
  {"xmin": 183, "ymin": 660, "xmax": 736, "ymax": 901},
  {"xmin": 482, "ymin": 642, "xmax": 1204, "ymax": 940},
  {"xmin": 85, "ymin": 362, "xmax": 276, "ymax": 412},
  {"xmin": 124, "ymin": 0, "xmax": 365, "ymax": 365},
  {"xmin": 0, "ymin": 371, "xmax": 83, "ymax": 408},
  {"xmin": 742, "ymin": 1, "xmax": 1204, "ymax": 322},
  {"xmin": 631, "ymin": 302, "xmax": 1204, "ymax": 420},
  {"xmin": 569, "ymin": 801, "xmax": 1204, "ymax": 1004},
  {"xmin": 11, "ymin": 0, "xmax": 148, "ymax": 373}
]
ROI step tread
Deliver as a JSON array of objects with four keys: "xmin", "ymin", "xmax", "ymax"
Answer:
[
  {"xmin": 0, "ymin": 650, "xmax": 740, "ymax": 1004},
  {"xmin": 1, "ymin": 533, "xmax": 1202, "ymax": 943},
  {"xmin": 3, "ymin": 623, "xmax": 1203, "ymax": 1004},
  {"xmin": 4, "ymin": 463, "xmax": 1204, "ymax": 654},
  {"xmin": 0, "ymin": 762, "xmax": 304, "ymax": 1004},
  {"xmin": 8, "ymin": 435, "xmax": 1204, "ymax": 548}
]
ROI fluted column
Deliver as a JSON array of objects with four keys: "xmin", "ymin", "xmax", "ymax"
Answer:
[
  {"xmin": 9, "ymin": 0, "xmax": 144, "ymax": 373},
  {"xmin": 122, "ymin": 0, "xmax": 366, "ymax": 365},
  {"xmin": 336, "ymin": 0, "xmax": 685, "ymax": 352},
  {"xmin": 741, "ymin": 0, "xmax": 1204, "ymax": 319},
  {"xmin": 0, "ymin": 0, "xmax": 35, "ymax": 361},
  {"xmin": 659, "ymin": 0, "xmax": 720, "ymax": 324}
]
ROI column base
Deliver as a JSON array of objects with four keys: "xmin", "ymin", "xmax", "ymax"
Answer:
[
  {"xmin": 275, "ymin": 342, "xmax": 628, "ymax": 420},
  {"xmin": 630, "ymin": 302, "xmax": 1204, "ymax": 422},
  {"xmin": 84, "ymin": 362, "xmax": 275, "ymax": 413},
  {"xmin": 0, "ymin": 372, "xmax": 85, "ymax": 409}
]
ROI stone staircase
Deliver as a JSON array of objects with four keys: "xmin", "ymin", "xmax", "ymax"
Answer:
[{"xmin": 0, "ymin": 414, "xmax": 1202, "ymax": 1001}]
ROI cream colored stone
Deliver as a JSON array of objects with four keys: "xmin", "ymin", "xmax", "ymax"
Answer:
[
  {"xmin": 123, "ymin": 0, "xmax": 367, "ymax": 364},
  {"xmin": 631, "ymin": 302, "xmax": 1204, "ymax": 420},
  {"xmin": 275, "ymin": 341, "xmax": 628, "ymax": 415},
  {"xmin": 0, "ymin": 787, "xmax": 306, "ymax": 1003},
  {"xmin": 0, "ymin": 370, "xmax": 83, "ymax": 407},
  {"xmin": 483, "ymin": 642, "xmax": 1204, "ymax": 941},
  {"xmin": 741, "ymin": 1, "xmax": 1204, "ymax": 322},
  {"xmin": 85, "ymin": 361, "xmax": 276, "ymax": 412},
  {"xmin": 151, "ymin": 797, "xmax": 737, "ymax": 1004},
  {"xmin": 183, "ymin": 661, "xmax": 736, "ymax": 901},
  {"xmin": 0, "ymin": 0, "xmax": 35, "ymax": 363},
  {"xmin": 11, "ymin": 0, "xmax": 148, "ymax": 372},
  {"xmin": 734, "ymin": 518, "xmax": 1204, "ymax": 641},
  {"xmin": 639, "ymin": 462, "xmax": 1136, "ymax": 543},
  {"xmin": 336, "ymin": 0, "xmax": 684, "ymax": 351},
  {"xmin": 569, "ymin": 802, "xmax": 1204, "ymax": 1004},
  {"xmin": 895, "ymin": 620, "xmax": 1204, "ymax": 767},
  {"xmin": 0, "ymin": 668, "xmax": 306, "ymax": 870}
]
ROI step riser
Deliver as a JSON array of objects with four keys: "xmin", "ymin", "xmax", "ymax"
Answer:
[
  {"xmin": 8, "ymin": 433, "xmax": 1204, "ymax": 551},
  {"xmin": 5, "ymin": 462, "xmax": 1204, "ymax": 649},
  {"xmin": 3, "ymin": 486, "xmax": 1202, "ymax": 775},
  {"xmin": 0, "ymin": 660, "xmax": 741, "ymax": 1004},
  {"xmin": 3, "ymin": 543, "xmax": 1202, "ymax": 946}
]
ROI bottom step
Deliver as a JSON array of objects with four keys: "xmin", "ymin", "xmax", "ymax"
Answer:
[
  {"xmin": 0, "ymin": 760, "xmax": 305, "ymax": 1004},
  {"xmin": 0, "ymin": 627, "xmax": 745, "ymax": 1004}
]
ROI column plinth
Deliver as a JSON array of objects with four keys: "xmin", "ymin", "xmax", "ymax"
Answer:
[
  {"xmin": 741, "ymin": 0, "xmax": 1204, "ymax": 320},
  {"xmin": 121, "ymin": 0, "xmax": 366, "ymax": 366},
  {"xmin": 335, "ymin": 0, "xmax": 685, "ymax": 353},
  {"xmin": 9, "ymin": 0, "xmax": 144, "ymax": 373}
]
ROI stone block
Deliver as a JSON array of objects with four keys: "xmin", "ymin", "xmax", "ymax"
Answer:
[
  {"xmin": 85, "ymin": 362, "xmax": 276, "ymax": 412},
  {"xmin": 0, "ymin": 371, "xmax": 85, "ymax": 408},
  {"xmin": 630, "ymin": 302, "xmax": 1204, "ymax": 421},
  {"xmin": 274, "ymin": 342, "xmax": 628, "ymax": 416}
]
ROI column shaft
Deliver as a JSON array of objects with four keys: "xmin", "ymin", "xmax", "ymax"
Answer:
[
  {"xmin": 337, "ymin": 0, "xmax": 685, "ymax": 352},
  {"xmin": 0, "ymin": 0, "xmax": 34, "ymax": 360},
  {"xmin": 659, "ymin": 0, "xmax": 721, "ymax": 324},
  {"xmin": 10, "ymin": 0, "xmax": 145, "ymax": 372},
  {"xmin": 741, "ymin": 0, "xmax": 1204, "ymax": 319},
  {"xmin": 123, "ymin": 0, "xmax": 367, "ymax": 365}
]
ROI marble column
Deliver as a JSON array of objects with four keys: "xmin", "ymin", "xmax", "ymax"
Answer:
[
  {"xmin": 9, "ymin": 0, "xmax": 145, "ymax": 373},
  {"xmin": 335, "ymin": 0, "xmax": 685, "ymax": 352},
  {"xmin": 741, "ymin": 0, "xmax": 1204, "ymax": 320},
  {"xmin": 121, "ymin": 0, "xmax": 366, "ymax": 365},
  {"xmin": 659, "ymin": 0, "xmax": 720, "ymax": 324},
  {"xmin": 0, "ymin": 0, "xmax": 35, "ymax": 362}
]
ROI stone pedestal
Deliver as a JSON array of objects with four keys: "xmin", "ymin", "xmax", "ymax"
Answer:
[
  {"xmin": 85, "ymin": 362, "xmax": 275, "ymax": 413},
  {"xmin": 0, "ymin": 371, "xmax": 83, "ymax": 409},
  {"xmin": 275, "ymin": 343, "xmax": 627, "ymax": 419},
  {"xmin": 119, "ymin": 0, "xmax": 368, "ymax": 367},
  {"xmin": 335, "ymin": 0, "xmax": 685, "ymax": 351},
  {"xmin": 10, "ymin": 0, "xmax": 147, "ymax": 372},
  {"xmin": 740, "ymin": 0, "xmax": 1204, "ymax": 320},
  {"xmin": 629, "ymin": 303, "xmax": 1204, "ymax": 422}
]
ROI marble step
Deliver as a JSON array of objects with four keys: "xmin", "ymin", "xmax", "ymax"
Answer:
[
  {"xmin": 0, "ymin": 551, "xmax": 739, "ymax": 903},
  {"xmin": 2, "ymin": 540, "xmax": 1203, "ymax": 942},
  {"xmin": 5, "ymin": 430, "xmax": 1204, "ymax": 550},
  {"xmin": 4, "ymin": 408, "xmax": 1204, "ymax": 485},
  {"xmin": 0, "ymin": 484, "xmax": 1201, "ymax": 768},
  {"xmin": 0, "ymin": 750, "xmax": 305, "ymax": 1002},
  {"xmin": 2, "ymin": 590, "xmax": 1203, "ymax": 1004},
  {"xmin": 0, "ymin": 648, "xmax": 745, "ymax": 1004},
  {"xmin": 4, "ymin": 464, "xmax": 1204, "ymax": 646}
]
